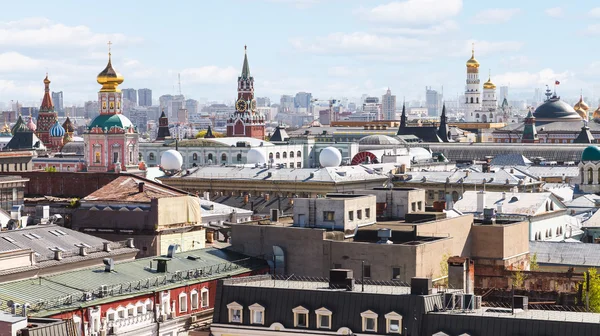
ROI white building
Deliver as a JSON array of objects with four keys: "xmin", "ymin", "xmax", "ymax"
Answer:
[{"xmin": 381, "ymin": 88, "xmax": 396, "ymax": 120}]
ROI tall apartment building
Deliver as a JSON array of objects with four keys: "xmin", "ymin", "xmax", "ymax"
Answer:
[
  {"xmin": 256, "ymin": 97, "xmax": 271, "ymax": 107},
  {"xmin": 294, "ymin": 92, "xmax": 312, "ymax": 109},
  {"xmin": 185, "ymin": 99, "xmax": 198, "ymax": 115},
  {"xmin": 84, "ymin": 101, "xmax": 99, "ymax": 119},
  {"xmin": 122, "ymin": 88, "xmax": 137, "ymax": 106},
  {"xmin": 138, "ymin": 88, "xmax": 153, "ymax": 107},
  {"xmin": 425, "ymin": 87, "xmax": 442, "ymax": 117},
  {"xmin": 381, "ymin": 88, "xmax": 397, "ymax": 120},
  {"xmin": 51, "ymin": 91, "xmax": 64, "ymax": 115},
  {"xmin": 280, "ymin": 95, "xmax": 294, "ymax": 113}
]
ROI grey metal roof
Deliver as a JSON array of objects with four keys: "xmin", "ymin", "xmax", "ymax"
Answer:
[
  {"xmin": 529, "ymin": 241, "xmax": 600, "ymax": 267},
  {"xmin": 489, "ymin": 154, "xmax": 531, "ymax": 166},
  {"xmin": 427, "ymin": 143, "xmax": 590, "ymax": 162},
  {"xmin": 0, "ymin": 247, "xmax": 265, "ymax": 317}
]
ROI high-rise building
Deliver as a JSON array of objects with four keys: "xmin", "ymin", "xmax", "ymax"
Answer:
[
  {"xmin": 51, "ymin": 91, "xmax": 64, "ymax": 115},
  {"xmin": 138, "ymin": 88, "xmax": 152, "ymax": 107},
  {"xmin": 280, "ymin": 95, "xmax": 294, "ymax": 113},
  {"xmin": 294, "ymin": 92, "xmax": 312, "ymax": 109},
  {"xmin": 426, "ymin": 87, "xmax": 442, "ymax": 117},
  {"xmin": 122, "ymin": 88, "xmax": 137, "ymax": 106},
  {"xmin": 499, "ymin": 86, "xmax": 509, "ymax": 101},
  {"xmin": 185, "ymin": 99, "xmax": 198, "ymax": 115},
  {"xmin": 84, "ymin": 101, "xmax": 99, "ymax": 119},
  {"xmin": 381, "ymin": 88, "xmax": 397, "ymax": 120},
  {"xmin": 256, "ymin": 97, "xmax": 270, "ymax": 107},
  {"xmin": 362, "ymin": 97, "xmax": 381, "ymax": 120}
]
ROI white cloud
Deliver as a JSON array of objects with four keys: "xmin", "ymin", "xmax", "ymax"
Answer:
[
  {"xmin": 460, "ymin": 40, "xmax": 524, "ymax": 57},
  {"xmin": 499, "ymin": 55, "xmax": 533, "ymax": 68},
  {"xmin": 360, "ymin": 0, "xmax": 463, "ymax": 25},
  {"xmin": 0, "ymin": 18, "xmax": 142, "ymax": 49},
  {"xmin": 493, "ymin": 68, "xmax": 572, "ymax": 89},
  {"xmin": 545, "ymin": 7, "xmax": 563, "ymax": 18},
  {"xmin": 590, "ymin": 7, "xmax": 600, "ymax": 18},
  {"xmin": 290, "ymin": 32, "xmax": 427, "ymax": 55},
  {"xmin": 180, "ymin": 66, "xmax": 238, "ymax": 84},
  {"xmin": 0, "ymin": 52, "xmax": 41, "ymax": 72},
  {"xmin": 373, "ymin": 20, "xmax": 459, "ymax": 36},
  {"xmin": 327, "ymin": 66, "xmax": 367, "ymax": 77},
  {"xmin": 267, "ymin": 0, "xmax": 322, "ymax": 9},
  {"xmin": 583, "ymin": 24, "xmax": 600, "ymax": 35},
  {"xmin": 472, "ymin": 8, "xmax": 521, "ymax": 24}
]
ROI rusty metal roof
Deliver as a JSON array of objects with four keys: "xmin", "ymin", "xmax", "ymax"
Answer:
[{"xmin": 83, "ymin": 175, "xmax": 187, "ymax": 203}]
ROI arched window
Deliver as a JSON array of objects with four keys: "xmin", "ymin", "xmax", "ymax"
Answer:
[
  {"xmin": 545, "ymin": 202, "xmax": 549, "ymax": 212},
  {"xmin": 476, "ymin": 98, "xmax": 479, "ymax": 103},
  {"xmin": 581, "ymin": 168, "xmax": 585, "ymax": 184},
  {"xmin": 237, "ymin": 153, "xmax": 242, "ymax": 162},
  {"xmin": 489, "ymin": 113, "xmax": 493, "ymax": 118},
  {"xmin": 297, "ymin": 151, "xmax": 302, "ymax": 158},
  {"xmin": 475, "ymin": 113, "xmax": 480, "ymax": 119},
  {"xmin": 556, "ymin": 227, "xmax": 560, "ymax": 236},
  {"xmin": 269, "ymin": 153, "xmax": 274, "ymax": 159},
  {"xmin": 589, "ymin": 168, "xmax": 594, "ymax": 185},
  {"xmin": 208, "ymin": 153, "xmax": 213, "ymax": 162},
  {"xmin": 221, "ymin": 153, "xmax": 227, "ymax": 162},
  {"xmin": 283, "ymin": 152, "xmax": 287, "ymax": 159},
  {"xmin": 470, "ymin": 97, "xmax": 473, "ymax": 103},
  {"xmin": 149, "ymin": 153, "xmax": 155, "ymax": 161},
  {"xmin": 290, "ymin": 151, "xmax": 294, "ymax": 158},
  {"xmin": 597, "ymin": 168, "xmax": 600, "ymax": 184},
  {"xmin": 276, "ymin": 152, "xmax": 280, "ymax": 159},
  {"xmin": 465, "ymin": 98, "xmax": 468, "ymax": 103},
  {"xmin": 192, "ymin": 153, "xmax": 198, "ymax": 161}
]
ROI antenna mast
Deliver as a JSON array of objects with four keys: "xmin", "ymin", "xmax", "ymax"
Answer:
[{"xmin": 178, "ymin": 73, "xmax": 182, "ymax": 96}]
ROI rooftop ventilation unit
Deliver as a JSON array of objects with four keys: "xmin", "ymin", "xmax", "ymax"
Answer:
[
  {"xmin": 377, "ymin": 228, "xmax": 393, "ymax": 244},
  {"xmin": 103, "ymin": 258, "xmax": 114, "ymax": 272}
]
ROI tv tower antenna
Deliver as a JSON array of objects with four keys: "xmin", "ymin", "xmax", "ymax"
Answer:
[{"xmin": 178, "ymin": 73, "xmax": 182, "ymax": 96}]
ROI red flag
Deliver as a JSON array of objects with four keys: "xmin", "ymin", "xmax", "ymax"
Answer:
[{"xmin": 555, "ymin": 80, "xmax": 560, "ymax": 85}]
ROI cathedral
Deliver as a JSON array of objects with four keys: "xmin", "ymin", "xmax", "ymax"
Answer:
[
  {"xmin": 226, "ymin": 46, "xmax": 265, "ymax": 140},
  {"xmin": 83, "ymin": 46, "xmax": 140, "ymax": 172}
]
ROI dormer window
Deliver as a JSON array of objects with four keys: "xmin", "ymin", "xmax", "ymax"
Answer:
[
  {"xmin": 385, "ymin": 311, "xmax": 403, "ymax": 333},
  {"xmin": 361, "ymin": 310, "xmax": 378, "ymax": 332},
  {"xmin": 249, "ymin": 303, "xmax": 265, "ymax": 325},
  {"xmin": 315, "ymin": 307, "xmax": 332, "ymax": 329},
  {"xmin": 293, "ymin": 306, "xmax": 309, "ymax": 328},
  {"xmin": 227, "ymin": 302, "xmax": 243, "ymax": 323}
]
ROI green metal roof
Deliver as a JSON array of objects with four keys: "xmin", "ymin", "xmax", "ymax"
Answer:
[
  {"xmin": 582, "ymin": 146, "xmax": 600, "ymax": 161},
  {"xmin": 88, "ymin": 114, "xmax": 134, "ymax": 131},
  {"xmin": 0, "ymin": 247, "xmax": 265, "ymax": 317}
]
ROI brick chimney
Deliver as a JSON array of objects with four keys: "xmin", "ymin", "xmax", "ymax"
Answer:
[{"xmin": 138, "ymin": 182, "xmax": 145, "ymax": 193}]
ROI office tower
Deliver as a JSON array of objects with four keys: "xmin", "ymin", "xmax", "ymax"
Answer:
[
  {"xmin": 138, "ymin": 88, "xmax": 152, "ymax": 107},
  {"xmin": 185, "ymin": 99, "xmax": 198, "ymax": 115},
  {"xmin": 499, "ymin": 86, "xmax": 509, "ymax": 101},
  {"xmin": 426, "ymin": 87, "xmax": 442, "ymax": 117},
  {"xmin": 122, "ymin": 88, "xmax": 137, "ymax": 106},
  {"xmin": 280, "ymin": 95, "xmax": 294, "ymax": 113},
  {"xmin": 294, "ymin": 92, "xmax": 312, "ymax": 109},
  {"xmin": 256, "ymin": 97, "xmax": 271, "ymax": 107},
  {"xmin": 381, "ymin": 88, "xmax": 397, "ymax": 120},
  {"xmin": 52, "ymin": 91, "xmax": 64, "ymax": 115}
]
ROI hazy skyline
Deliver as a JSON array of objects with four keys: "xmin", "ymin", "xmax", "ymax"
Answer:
[{"xmin": 1, "ymin": 0, "xmax": 600, "ymax": 106}]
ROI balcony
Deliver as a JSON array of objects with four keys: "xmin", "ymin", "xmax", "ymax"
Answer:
[{"xmin": 106, "ymin": 312, "xmax": 155, "ymax": 334}]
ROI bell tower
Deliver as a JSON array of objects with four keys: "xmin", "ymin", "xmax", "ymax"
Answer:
[{"xmin": 226, "ymin": 46, "xmax": 265, "ymax": 140}]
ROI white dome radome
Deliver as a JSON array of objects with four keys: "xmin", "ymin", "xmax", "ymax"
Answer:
[
  {"xmin": 161, "ymin": 150, "xmax": 183, "ymax": 171},
  {"xmin": 246, "ymin": 148, "xmax": 267, "ymax": 164},
  {"xmin": 319, "ymin": 147, "xmax": 342, "ymax": 168}
]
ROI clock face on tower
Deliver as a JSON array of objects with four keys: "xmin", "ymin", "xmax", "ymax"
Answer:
[
  {"xmin": 236, "ymin": 99, "xmax": 247, "ymax": 112},
  {"xmin": 251, "ymin": 99, "xmax": 257, "ymax": 111}
]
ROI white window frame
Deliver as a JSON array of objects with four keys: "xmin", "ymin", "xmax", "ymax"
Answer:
[
  {"xmin": 126, "ymin": 303, "xmax": 136, "ymax": 317},
  {"xmin": 136, "ymin": 301, "xmax": 145, "ymax": 315},
  {"xmin": 145, "ymin": 298, "xmax": 153, "ymax": 313},
  {"xmin": 201, "ymin": 287, "xmax": 209, "ymax": 308},
  {"xmin": 249, "ymin": 303, "xmax": 265, "ymax": 325},
  {"xmin": 190, "ymin": 289, "xmax": 199, "ymax": 310},
  {"xmin": 227, "ymin": 302, "xmax": 243, "ymax": 324},
  {"xmin": 179, "ymin": 292, "xmax": 188, "ymax": 313},
  {"xmin": 361, "ymin": 310, "xmax": 378, "ymax": 332},
  {"xmin": 117, "ymin": 306, "xmax": 126, "ymax": 319},
  {"xmin": 293, "ymin": 306, "xmax": 309, "ymax": 328},
  {"xmin": 106, "ymin": 308, "xmax": 116, "ymax": 321},
  {"xmin": 385, "ymin": 311, "xmax": 403, "ymax": 334},
  {"xmin": 315, "ymin": 307, "xmax": 332, "ymax": 329}
]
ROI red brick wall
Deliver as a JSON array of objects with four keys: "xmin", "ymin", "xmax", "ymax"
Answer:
[{"xmin": 0, "ymin": 171, "xmax": 120, "ymax": 197}]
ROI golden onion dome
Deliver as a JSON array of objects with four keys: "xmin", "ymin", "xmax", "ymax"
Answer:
[
  {"xmin": 466, "ymin": 45, "xmax": 479, "ymax": 68},
  {"xmin": 43, "ymin": 73, "xmax": 50, "ymax": 85},
  {"xmin": 593, "ymin": 106, "xmax": 600, "ymax": 121},
  {"xmin": 483, "ymin": 76, "xmax": 496, "ymax": 90},
  {"xmin": 576, "ymin": 108, "xmax": 588, "ymax": 120},
  {"xmin": 97, "ymin": 52, "xmax": 124, "ymax": 92},
  {"xmin": 574, "ymin": 95, "xmax": 590, "ymax": 112}
]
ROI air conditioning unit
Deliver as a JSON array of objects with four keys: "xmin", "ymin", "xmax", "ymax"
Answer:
[
  {"xmin": 159, "ymin": 313, "xmax": 167, "ymax": 322},
  {"xmin": 462, "ymin": 293, "xmax": 475, "ymax": 310},
  {"xmin": 83, "ymin": 292, "xmax": 93, "ymax": 301},
  {"xmin": 99, "ymin": 285, "xmax": 108, "ymax": 298},
  {"xmin": 173, "ymin": 270, "xmax": 182, "ymax": 280},
  {"xmin": 443, "ymin": 293, "xmax": 455, "ymax": 310},
  {"xmin": 474, "ymin": 295, "xmax": 482, "ymax": 309},
  {"xmin": 191, "ymin": 315, "xmax": 198, "ymax": 323}
]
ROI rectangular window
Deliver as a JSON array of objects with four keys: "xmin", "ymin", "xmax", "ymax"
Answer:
[
  {"xmin": 127, "ymin": 307, "xmax": 134, "ymax": 316},
  {"xmin": 357, "ymin": 210, "xmax": 362, "ymax": 219},
  {"xmin": 201, "ymin": 290, "xmax": 209, "ymax": 308},
  {"xmin": 364, "ymin": 265, "xmax": 371, "ymax": 278},
  {"xmin": 179, "ymin": 295, "xmax": 187, "ymax": 312},
  {"xmin": 290, "ymin": 163, "xmax": 294, "ymax": 168},
  {"xmin": 118, "ymin": 310, "xmax": 125, "ymax": 319},
  {"xmin": 319, "ymin": 314, "xmax": 330, "ymax": 329},
  {"xmin": 348, "ymin": 211, "xmax": 354, "ymax": 221},
  {"xmin": 389, "ymin": 319, "xmax": 400, "ymax": 333},
  {"xmin": 365, "ymin": 208, "xmax": 370, "ymax": 218},
  {"xmin": 113, "ymin": 152, "xmax": 119, "ymax": 163},
  {"xmin": 418, "ymin": 201, "xmax": 423, "ymax": 211},
  {"xmin": 137, "ymin": 305, "xmax": 144, "ymax": 314},
  {"xmin": 393, "ymin": 267, "xmax": 402, "ymax": 280},
  {"xmin": 323, "ymin": 211, "xmax": 334, "ymax": 221},
  {"xmin": 365, "ymin": 317, "xmax": 376, "ymax": 331},
  {"xmin": 252, "ymin": 310, "xmax": 263, "ymax": 324},
  {"xmin": 297, "ymin": 162, "xmax": 301, "ymax": 167},
  {"xmin": 411, "ymin": 202, "xmax": 416, "ymax": 212},
  {"xmin": 107, "ymin": 312, "xmax": 115, "ymax": 321},
  {"xmin": 297, "ymin": 313, "xmax": 307, "ymax": 327},
  {"xmin": 191, "ymin": 292, "xmax": 199, "ymax": 310},
  {"xmin": 230, "ymin": 308, "xmax": 241, "ymax": 323},
  {"xmin": 438, "ymin": 191, "xmax": 444, "ymax": 200}
]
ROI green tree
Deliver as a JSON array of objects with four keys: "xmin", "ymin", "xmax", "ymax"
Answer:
[
  {"xmin": 582, "ymin": 268, "xmax": 600, "ymax": 312},
  {"xmin": 530, "ymin": 253, "xmax": 539, "ymax": 271},
  {"xmin": 439, "ymin": 253, "xmax": 450, "ymax": 287},
  {"xmin": 44, "ymin": 166, "xmax": 57, "ymax": 172}
]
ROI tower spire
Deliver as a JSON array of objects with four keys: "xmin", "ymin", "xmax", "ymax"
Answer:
[{"xmin": 241, "ymin": 45, "xmax": 250, "ymax": 79}]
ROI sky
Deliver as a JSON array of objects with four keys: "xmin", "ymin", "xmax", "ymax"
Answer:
[{"xmin": 1, "ymin": 0, "xmax": 600, "ymax": 106}]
